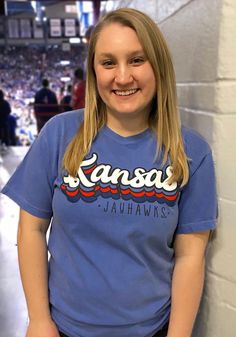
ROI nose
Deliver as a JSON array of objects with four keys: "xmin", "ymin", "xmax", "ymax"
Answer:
[{"xmin": 114, "ymin": 64, "xmax": 133, "ymax": 85}]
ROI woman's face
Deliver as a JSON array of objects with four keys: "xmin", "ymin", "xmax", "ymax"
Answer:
[{"xmin": 94, "ymin": 23, "xmax": 156, "ymax": 123}]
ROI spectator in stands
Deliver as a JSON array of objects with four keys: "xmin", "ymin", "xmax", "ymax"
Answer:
[
  {"xmin": 0, "ymin": 89, "xmax": 11, "ymax": 147},
  {"xmin": 58, "ymin": 86, "xmax": 65, "ymax": 104},
  {"xmin": 71, "ymin": 67, "xmax": 86, "ymax": 109},
  {"xmin": 34, "ymin": 78, "xmax": 59, "ymax": 133},
  {"xmin": 60, "ymin": 84, "xmax": 73, "ymax": 112},
  {"xmin": 0, "ymin": 45, "xmax": 86, "ymax": 133},
  {"xmin": 8, "ymin": 114, "xmax": 18, "ymax": 145}
]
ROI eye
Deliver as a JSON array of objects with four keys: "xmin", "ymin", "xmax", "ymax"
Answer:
[
  {"xmin": 130, "ymin": 56, "xmax": 145, "ymax": 65},
  {"xmin": 100, "ymin": 59, "xmax": 115, "ymax": 68}
]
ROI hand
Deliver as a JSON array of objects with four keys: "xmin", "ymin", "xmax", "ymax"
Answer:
[{"xmin": 26, "ymin": 318, "xmax": 60, "ymax": 337}]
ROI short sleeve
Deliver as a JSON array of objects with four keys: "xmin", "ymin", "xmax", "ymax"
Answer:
[
  {"xmin": 1, "ymin": 127, "xmax": 57, "ymax": 219},
  {"xmin": 177, "ymin": 151, "xmax": 217, "ymax": 233}
]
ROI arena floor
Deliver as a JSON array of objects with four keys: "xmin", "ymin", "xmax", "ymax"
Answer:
[{"xmin": 0, "ymin": 146, "xmax": 29, "ymax": 337}]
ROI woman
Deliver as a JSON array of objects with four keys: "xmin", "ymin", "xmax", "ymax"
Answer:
[
  {"xmin": 2, "ymin": 8, "xmax": 217, "ymax": 337},
  {"xmin": 71, "ymin": 67, "xmax": 86, "ymax": 109}
]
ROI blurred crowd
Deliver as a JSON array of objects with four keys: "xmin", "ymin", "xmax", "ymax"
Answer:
[{"xmin": 0, "ymin": 44, "xmax": 86, "ymax": 147}]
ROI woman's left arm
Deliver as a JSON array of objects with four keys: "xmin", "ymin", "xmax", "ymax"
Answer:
[{"xmin": 167, "ymin": 231, "xmax": 210, "ymax": 337}]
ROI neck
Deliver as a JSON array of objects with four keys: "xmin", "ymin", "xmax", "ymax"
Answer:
[{"xmin": 106, "ymin": 113, "xmax": 149, "ymax": 137}]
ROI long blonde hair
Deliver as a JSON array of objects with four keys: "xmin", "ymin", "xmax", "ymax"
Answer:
[{"xmin": 63, "ymin": 8, "xmax": 189, "ymax": 186}]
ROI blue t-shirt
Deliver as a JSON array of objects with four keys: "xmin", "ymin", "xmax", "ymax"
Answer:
[{"xmin": 1, "ymin": 110, "xmax": 217, "ymax": 337}]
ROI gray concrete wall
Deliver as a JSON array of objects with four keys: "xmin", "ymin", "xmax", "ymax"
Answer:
[
  {"xmin": 159, "ymin": 1, "xmax": 236, "ymax": 336},
  {"xmin": 159, "ymin": 1, "xmax": 236, "ymax": 335}
]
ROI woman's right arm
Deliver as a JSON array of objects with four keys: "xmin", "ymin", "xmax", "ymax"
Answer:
[{"xmin": 17, "ymin": 209, "xmax": 60, "ymax": 337}]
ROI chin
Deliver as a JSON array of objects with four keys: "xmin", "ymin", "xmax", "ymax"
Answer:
[{"xmin": 112, "ymin": 105, "xmax": 142, "ymax": 115}]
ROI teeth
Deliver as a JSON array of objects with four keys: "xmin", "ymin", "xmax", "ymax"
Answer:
[{"xmin": 114, "ymin": 89, "xmax": 138, "ymax": 96}]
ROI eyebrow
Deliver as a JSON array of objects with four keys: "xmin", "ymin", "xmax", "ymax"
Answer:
[{"xmin": 97, "ymin": 50, "xmax": 145, "ymax": 58}]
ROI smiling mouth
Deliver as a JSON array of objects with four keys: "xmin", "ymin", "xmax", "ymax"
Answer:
[{"xmin": 112, "ymin": 89, "xmax": 139, "ymax": 96}]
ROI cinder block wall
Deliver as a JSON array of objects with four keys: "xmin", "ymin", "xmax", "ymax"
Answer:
[
  {"xmin": 111, "ymin": 0, "xmax": 236, "ymax": 336},
  {"xmin": 157, "ymin": 1, "xmax": 236, "ymax": 336}
]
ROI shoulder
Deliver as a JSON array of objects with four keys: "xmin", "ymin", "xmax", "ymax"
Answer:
[
  {"xmin": 35, "ymin": 88, "xmax": 45, "ymax": 98},
  {"xmin": 35, "ymin": 89, "xmax": 42, "ymax": 96},
  {"xmin": 182, "ymin": 126, "xmax": 211, "ymax": 156},
  {"xmin": 41, "ymin": 109, "xmax": 84, "ymax": 137},
  {"xmin": 181, "ymin": 126, "xmax": 213, "ymax": 174},
  {"xmin": 49, "ymin": 89, "xmax": 57, "ymax": 96},
  {"xmin": 34, "ymin": 110, "xmax": 84, "ymax": 156},
  {"xmin": 4, "ymin": 100, "xmax": 11, "ymax": 108}
]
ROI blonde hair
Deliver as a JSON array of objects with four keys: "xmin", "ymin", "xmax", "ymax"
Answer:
[{"xmin": 63, "ymin": 8, "xmax": 189, "ymax": 186}]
